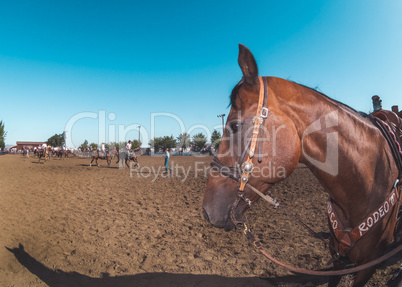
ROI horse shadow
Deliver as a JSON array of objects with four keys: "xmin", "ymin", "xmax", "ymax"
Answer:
[
  {"xmin": 135, "ymin": 171, "xmax": 158, "ymax": 175},
  {"xmin": 31, "ymin": 161, "xmax": 47, "ymax": 165},
  {"xmin": 6, "ymin": 244, "xmax": 274, "ymax": 287},
  {"xmin": 6, "ymin": 244, "xmax": 401, "ymax": 287},
  {"xmin": 77, "ymin": 164, "xmax": 118, "ymax": 169}
]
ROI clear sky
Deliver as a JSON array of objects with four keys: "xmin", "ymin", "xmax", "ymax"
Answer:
[{"xmin": 1, "ymin": 0, "xmax": 401, "ymax": 147}]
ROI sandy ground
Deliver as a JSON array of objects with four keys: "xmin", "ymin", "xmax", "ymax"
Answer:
[{"xmin": 0, "ymin": 154, "xmax": 400, "ymax": 287}]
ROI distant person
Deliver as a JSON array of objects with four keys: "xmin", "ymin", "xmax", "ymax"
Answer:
[
  {"xmin": 126, "ymin": 140, "xmax": 132, "ymax": 156},
  {"xmin": 163, "ymin": 149, "xmax": 172, "ymax": 174},
  {"xmin": 101, "ymin": 142, "xmax": 106, "ymax": 157}
]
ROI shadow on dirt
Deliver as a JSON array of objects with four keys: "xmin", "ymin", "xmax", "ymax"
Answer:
[
  {"xmin": 6, "ymin": 243, "xmax": 401, "ymax": 287},
  {"xmin": 77, "ymin": 164, "xmax": 119, "ymax": 169},
  {"xmin": 6, "ymin": 244, "xmax": 274, "ymax": 287}
]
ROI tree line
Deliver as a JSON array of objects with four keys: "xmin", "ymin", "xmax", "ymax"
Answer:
[
  {"xmin": 146, "ymin": 131, "xmax": 221, "ymax": 152},
  {"xmin": 71, "ymin": 130, "xmax": 222, "ymax": 152},
  {"xmin": 0, "ymin": 120, "xmax": 222, "ymax": 153}
]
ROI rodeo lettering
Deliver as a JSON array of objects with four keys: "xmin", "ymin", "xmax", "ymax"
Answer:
[
  {"xmin": 327, "ymin": 190, "xmax": 398, "ymax": 238},
  {"xmin": 327, "ymin": 202, "xmax": 339, "ymax": 231},
  {"xmin": 358, "ymin": 193, "xmax": 396, "ymax": 236}
]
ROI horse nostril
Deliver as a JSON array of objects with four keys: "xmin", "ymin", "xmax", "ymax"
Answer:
[{"xmin": 202, "ymin": 208, "xmax": 210, "ymax": 222}]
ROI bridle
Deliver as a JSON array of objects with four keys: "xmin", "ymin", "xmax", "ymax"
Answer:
[
  {"xmin": 211, "ymin": 77, "xmax": 279, "ymax": 228},
  {"xmin": 210, "ymin": 76, "xmax": 402, "ymax": 276}
]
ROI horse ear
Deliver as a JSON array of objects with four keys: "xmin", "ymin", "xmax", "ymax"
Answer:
[{"xmin": 238, "ymin": 44, "xmax": 259, "ymax": 85}]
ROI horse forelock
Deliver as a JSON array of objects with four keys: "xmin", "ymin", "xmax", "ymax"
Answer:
[{"xmin": 229, "ymin": 78, "xmax": 244, "ymax": 109}]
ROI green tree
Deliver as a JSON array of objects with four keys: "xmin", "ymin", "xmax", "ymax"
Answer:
[
  {"xmin": 47, "ymin": 133, "xmax": 64, "ymax": 147},
  {"xmin": 119, "ymin": 141, "xmax": 127, "ymax": 151},
  {"xmin": 211, "ymin": 130, "xmax": 221, "ymax": 150},
  {"xmin": 79, "ymin": 140, "xmax": 89, "ymax": 150},
  {"xmin": 0, "ymin": 120, "xmax": 6, "ymax": 150},
  {"xmin": 90, "ymin": 142, "xmax": 98, "ymax": 150},
  {"xmin": 132, "ymin": 139, "xmax": 141, "ymax": 149},
  {"xmin": 177, "ymin": 133, "xmax": 190, "ymax": 149},
  {"xmin": 164, "ymin": 135, "xmax": 177, "ymax": 150},
  {"xmin": 150, "ymin": 136, "xmax": 176, "ymax": 152},
  {"xmin": 192, "ymin": 133, "xmax": 207, "ymax": 151},
  {"xmin": 149, "ymin": 138, "xmax": 158, "ymax": 151},
  {"xmin": 108, "ymin": 142, "xmax": 120, "ymax": 151}
]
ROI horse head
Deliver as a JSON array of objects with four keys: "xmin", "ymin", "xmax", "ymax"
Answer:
[{"xmin": 202, "ymin": 45, "xmax": 301, "ymax": 230}]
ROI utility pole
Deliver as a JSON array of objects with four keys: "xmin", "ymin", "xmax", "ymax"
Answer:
[
  {"xmin": 138, "ymin": 126, "xmax": 141, "ymax": 147},
  {"xmin": 63, "ymin": 131, "xmax": 66, "ymax": 147},
  {"xmin": 217, "ymin": 114, "xmax": 225, "ymax": 135}
]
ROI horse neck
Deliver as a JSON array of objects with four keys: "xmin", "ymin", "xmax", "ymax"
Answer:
[{"xmin": 271, "ymin": 78, "xmax": 398, "ymax": 221}]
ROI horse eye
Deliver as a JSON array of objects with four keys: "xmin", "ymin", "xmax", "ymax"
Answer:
[{"xmin": 230, "ymin": 122, "xmax": 242, "ymax": 133}]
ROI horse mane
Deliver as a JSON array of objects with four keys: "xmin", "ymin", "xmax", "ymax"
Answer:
[
  {"xmin": 229, "ymin": 77, "xmax": 367, "ymax": 118},
  {"xmin": 294, "ymin": 81, "xmax": 368, "ymax": 118}
]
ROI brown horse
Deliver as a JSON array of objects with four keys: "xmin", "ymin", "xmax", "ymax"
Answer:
[
  {"xmin": 37, "ymin": 147, "xmax": 51, "ymax": 164},
  {"xmin": 116, "ymin": 148, "xmax": 140, "ymax": 169},
  {"xmin": 202, "ymin": 44, "xmax": 401, "ymax": 286},
  {"xmin": 57, "ymin": 149, "xmax": 74, "ymax": 159},
  {"xmin": 54, "ymin": 149, "xmax": 64, "ymax": 159},
  {"xmin": 90, "ymin": 150, "xmax": 111, "ymax": 167}
]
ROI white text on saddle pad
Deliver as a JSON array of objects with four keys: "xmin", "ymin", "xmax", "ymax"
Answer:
[{"xmin": 358, "ymin": 193, "xmax": 396, "ymax": 236}]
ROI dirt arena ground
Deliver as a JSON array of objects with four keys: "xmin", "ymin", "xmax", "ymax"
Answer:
[{"xmin": 0, "ymin": 154, "xmax": 400, "ymax": 286}]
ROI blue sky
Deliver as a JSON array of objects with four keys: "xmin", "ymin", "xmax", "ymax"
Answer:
[{"xmin": 1, "ymin": 1, "xmax": 401, "ymax": 147}]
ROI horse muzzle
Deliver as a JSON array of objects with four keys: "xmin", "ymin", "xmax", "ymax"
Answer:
[
  {"xmin": 202, "ymin": 184, "xmax": 249, "ymax": 231},
  {"xmin": 202, "ymin": 206, "xmax": 241, "ymax": 231}
]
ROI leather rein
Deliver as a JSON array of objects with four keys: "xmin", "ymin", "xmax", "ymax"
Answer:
[{"xmin": 210, "ymin": 76, "xmax": 402, "ymax": 276}]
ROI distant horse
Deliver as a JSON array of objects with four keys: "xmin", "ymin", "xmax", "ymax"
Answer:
[
  {"xmin": 202, "ymin": 45, "xmax": 401, "ymax": 286},
  {"xmin": 108, "ymin": 150, "xmax": 117, "ymax": 160},
  {"xmin": 37, "ymin": 148, "xmax": 50, "ymax": 164},
  {"xmin": 21, "ymin": 149, "xmax": 29, "ymax": 157},
  {"xmin": 65, "ymin": 150, "xmax": 75, "ymax": 158},
  {"xmin": 90, "ymin": 150, "xmax": 111, "ymax": 167},
  {"xmin": 116, "ymin": 148, "xmax": 140, "ymax": 169},
  {"xmin": 56, "ymin": 149, "xmax": 73, "ymax": 159},
  {"xmin": 53, "ymin": 149, "xmax": 63, "ymax": 158}
]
